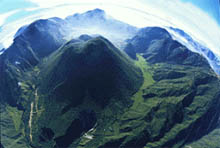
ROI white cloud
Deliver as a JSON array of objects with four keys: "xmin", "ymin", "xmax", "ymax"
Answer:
[
  {"xmin": 25, "ymin": 0, "xmax": 103, "ymax": 8},
  {"xmin": 0, "ymin": 10, "xmax": 20, "ymax": 26}
]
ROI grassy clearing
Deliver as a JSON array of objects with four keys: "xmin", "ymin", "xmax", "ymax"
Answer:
[
  {"xmin": 6, "ymin": 105, "xmax": 23, "ymax": 132},
  {"xmin": 131, "ymin": 55, "xmax": 155, "ymax": 110}
]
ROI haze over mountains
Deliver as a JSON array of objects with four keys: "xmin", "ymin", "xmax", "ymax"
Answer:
[{"xmin": 0, "ymin": 9, "xmax": 220, "ymax": 148}]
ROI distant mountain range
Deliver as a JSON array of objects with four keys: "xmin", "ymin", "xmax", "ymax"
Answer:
[{"xmin": 1, "ymin": 9, "xmax": 220, "ymax": 148}]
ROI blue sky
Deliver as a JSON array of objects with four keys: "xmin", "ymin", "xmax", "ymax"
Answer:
[
  {"xmin": 0, "ymin": 0, "xmax": 220, "ymax": 57},
  {"xmin": 0, "ymin": 0, "xmax": 37, "ymax": 25},
  {"xmin": 0, "ymin": 0, "xmax": 36, "ymax": 13},
  {"xmin": 1, "ymin": 0, "xmax": 219, "ymax": 25},
  {"xmin": 181, "ymin": 0, "xmax": 220, "ymax": 25}
]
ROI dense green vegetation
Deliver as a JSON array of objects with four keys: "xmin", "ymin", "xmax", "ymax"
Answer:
[
  {"xmin": 186, "ymin": 128, "xmax": 220, "ymax": 148},
  {"xmin": 1, "ymin": 28, "xmax": 220, "ymax": 148}
]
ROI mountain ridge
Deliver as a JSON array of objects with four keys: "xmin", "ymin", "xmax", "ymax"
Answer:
[{"xmin": 168, "ymin": 26, "xmax": 220, "ymax": 75}]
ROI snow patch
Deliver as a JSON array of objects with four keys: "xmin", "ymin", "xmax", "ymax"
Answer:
[
  {"xmin": 18, "ymin": 82, "xmax": 22, "ymax": 86},
  {"xmin": 15, "ymin": 61, "xmax": 21, "ymax": 65},
  {"xmin": 84, "ymin": 133, "xmax": 93, "ymax": 140}
]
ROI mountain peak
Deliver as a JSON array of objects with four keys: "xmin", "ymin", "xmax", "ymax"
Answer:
[
  {"xmin": 138, "ymin": 27, "xmax": 172, "ymax": 39},
  {"xmin": 40, "ymin": 36, "xmax": 143, "ymax": 107},
  {"xmin": 83, "ymin": 8, "xmax": 106, "ymax": 18},
  {"xmin": 124, "ymin": 27, "xmax": 172, "ymax": 55},
  {"xmin": 69, "ymin": 8, "xmax": 106, "ymax": 20},
  {"xmin": 86, "ymin": 8, "xmax": 105, "ymax": 15},
  {"xmin": 125, "ymin": 26, "xmax": 210, "ymax": 68},
  {"xmin": 168, "ymin": 26, "xmax": 220, "ymax": 75}
]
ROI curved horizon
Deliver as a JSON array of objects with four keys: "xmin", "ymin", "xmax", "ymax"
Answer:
[{"xmin": 0, "ymin": 0, "xmax": 220, "ymax": 57}]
